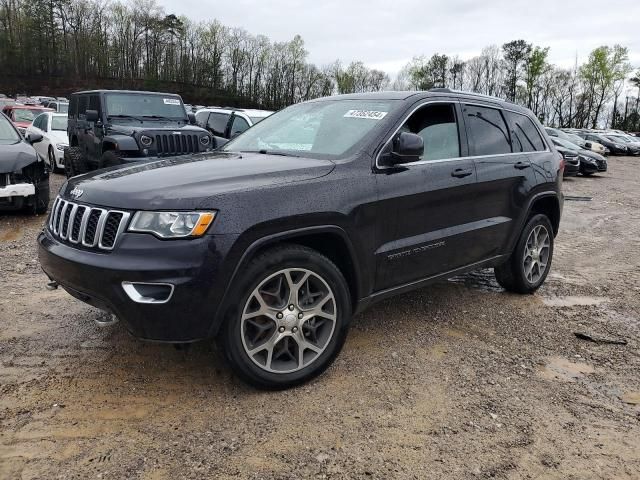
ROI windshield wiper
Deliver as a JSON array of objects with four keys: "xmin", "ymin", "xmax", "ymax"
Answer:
[
  {"xmin": 108, "ymin": 114, "xmax": 144, "ymax": 122},
  {"xmin": 237, "ymin": 149, "xmax": 300, "ymax": 157},
  {"xmin": 142, "ymin": 115, "xmax": 180, "ymax": 121}
]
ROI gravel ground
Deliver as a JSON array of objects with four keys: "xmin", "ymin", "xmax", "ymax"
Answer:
[{"xmin": 1, "ymin": 158, "xmax": 639, "ymax": 479}]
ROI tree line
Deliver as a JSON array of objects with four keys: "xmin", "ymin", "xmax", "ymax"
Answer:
[
  {"xmin": 1, "ymin": 0, "xmax": 638, "ymax": 129},
  {"xmin": 0, "ymin": 0, "xmax": 388, "ymax": 109},
  {"xmin": 396, "ymin": 42, "xmax": 639, "ymax": 130}
]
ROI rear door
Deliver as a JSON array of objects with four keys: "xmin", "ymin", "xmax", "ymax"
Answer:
[
  {"xmin": 374, "ymin": 101, "xmax": 481, "ymax": 290},
  {"xmin": 462, "ymin": 104, "xmax": 537, "ymax": 259}
]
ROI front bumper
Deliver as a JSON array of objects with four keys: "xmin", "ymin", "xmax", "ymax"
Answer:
[
  {"xmin": 563, "ymin": 161, "xmax": 580, "ymax": 177},
  {"xmin": 0, "ymin": 182, "xmax": 35, "ymax": 199},
  {"xmin": 38, "ymin": 228, "xmax": 239, "ymax": 342}
]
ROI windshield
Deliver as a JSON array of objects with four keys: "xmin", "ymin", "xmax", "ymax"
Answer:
[
  {"xmin": 223, "ymin": 100, "xmax": 399, "ymax": 158},
  {"xmin": 552, "ymin": 137, "xmax": 580, "ymax": 150},
  {"xmin": 607, "ymin": 135, "xmax": 627, "ymax": 144},
  {"xmin": 565, "ymin": 133, "xmax": 585, "ymax": 145},
  {"xmin": 12, "ymin": 108, "xmax": 40, "ymax": 122},
  {"xmin": 105, "ymin": 94, "xmax": 187, "ymax": 121},
  {"xmin": 0, "ymin": 114, "xmax": 20, "ymax": 144},
  {"xmin": 51, "ymin": 116, "xmax": 68, "ymax": 131}
]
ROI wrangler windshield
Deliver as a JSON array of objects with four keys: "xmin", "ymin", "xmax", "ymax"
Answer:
[
  {"xmin": 105, "ymin": 94, "xmax": 188, "ymax": 121},
  {"xmin": 222, "ymin": 100, "xmax": 399, "ymax": 159}
]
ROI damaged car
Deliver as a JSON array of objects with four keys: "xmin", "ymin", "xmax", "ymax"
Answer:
[{"xmin": 0, "ymin": 112, "xmax": 49, "ymax": 214}]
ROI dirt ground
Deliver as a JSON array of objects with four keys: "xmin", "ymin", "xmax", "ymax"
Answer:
[{"xmin": 1, "ymin": 158, "xmax": 639, "ymax": 480}]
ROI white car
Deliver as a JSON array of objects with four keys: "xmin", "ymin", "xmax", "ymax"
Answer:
[
  {"xmin": 194, "ymin": 107, "xmax": 273, "ymax": 140},
  {"xmin": 26, "ymin": 112, "xmax": 69, "ymax": 172}
]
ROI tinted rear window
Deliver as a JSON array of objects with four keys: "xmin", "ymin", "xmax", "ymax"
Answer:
[
  {"xmin": 506, "ymin": 111, "xmax": 545, "ymax": 152},
  {"xmin": 464, "ymin": 105, "xmax": 512, "ymax": 156}
]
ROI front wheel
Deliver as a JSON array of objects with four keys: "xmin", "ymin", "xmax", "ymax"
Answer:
[
  {"xmin": 494, "ymin": 214, "xmax": 554, "ymax": 294},
  {"xmin": 64, "ymin": 146, "xmax": 88, "ymax": 178},
  {"xmin": 219, "ymin": 245, "xmax": 352, "ymax": 389}
]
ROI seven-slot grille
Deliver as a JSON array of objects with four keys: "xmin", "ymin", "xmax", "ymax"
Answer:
[
  {"xmin": 154, "ymin": 133, "xmax": 200, "ymax": 156},
  {"xmin": 48, "ymin": 197, "xmax": 130, "ymax": 251}
]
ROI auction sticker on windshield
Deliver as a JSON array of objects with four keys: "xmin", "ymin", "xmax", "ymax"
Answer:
[
  {"xmin": 343, "ymin": 110, "xmax": 388, "ymax": 120},
  {"xmin": 163, "ymin": 98, "xmax": 181, "ymax": 105}
]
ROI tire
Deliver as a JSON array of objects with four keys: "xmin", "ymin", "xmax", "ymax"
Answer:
[
  {"xmin": 582, "ymin": 171, "xmax": 594, "ymax": 176},
  {"xmin": 48, "ymin": 146, "xmax": 59, "ymax": 173},
  {"xmin": 33, "ymin": 177, "xmax": 49, "ymax": 214},
  {"xmin": 218, "ymin": 244, "xmax": 352, "ymax": 390},
  {"xmin": 494, "ymin": 214, "xmax": 554, "ymax": 294},
  {"xmin": 64, "ymin": 146, "xmax": 88, "ymax": 178},
  {"xmin": 99, "ymin": 150, "xmax": 124, "ymax": 169}
]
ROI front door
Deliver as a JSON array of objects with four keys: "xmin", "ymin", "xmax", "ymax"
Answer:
[{"xmin": 374, "ymin": 101, "xmax": 480, "ymax": 291}]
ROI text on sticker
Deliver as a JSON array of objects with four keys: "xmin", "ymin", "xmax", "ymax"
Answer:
[
  {"xmin": 343, "ymin": 110, "xmax": 388, "ymax": 120},
  {"xmin": 163, "ymin": 98, "xmax": 181, "ymax": 105}
]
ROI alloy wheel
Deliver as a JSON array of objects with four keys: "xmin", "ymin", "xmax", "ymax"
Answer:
[
  {"xmin": 523, "ymin": 225, "xmax": 550, "ymax": 284},
  {"xmin": 240, "ymin": 268, "xmax": 337, "ymax": 374}
]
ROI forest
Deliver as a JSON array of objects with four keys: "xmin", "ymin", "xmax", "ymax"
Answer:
[{"xmin": 1, "ymin": 0, "xmax": 638, "ymax": 129}]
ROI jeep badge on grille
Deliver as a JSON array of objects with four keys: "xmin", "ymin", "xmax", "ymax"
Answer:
[{"xmin": 70, "ymin": 187, "xmax": 84, "ymax": 199}]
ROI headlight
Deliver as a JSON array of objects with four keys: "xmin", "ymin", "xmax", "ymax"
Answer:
[
  {"xmin": 129, "ymin": 211, "xmax": 216, "ymax": 238},
  {"xmin": 140, "ymin": 135, "xmax": 153, "ymax": 147},
  {"xmin": 56, "ymin": 143, "xmax": 69, "ymax": 151},
  {"xmin": 199, "ymin": 135, "xmax": 211, "ymax": 146}
]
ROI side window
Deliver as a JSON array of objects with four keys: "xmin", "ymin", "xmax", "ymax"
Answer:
[
  {"xmin": 195, "ymin": 110, "xmax": 209, "ymax": 126},
  {"xmin": 398, "ymin": 103, "xmax": 460, "ymax": 161},
  {"xmin": 207, "ymin": 112, "xmax": 231, "ymax": 137},
  {"xmin": 230, "ymin": 115, "xmax": 250, "ymax": 136},
  {"xmin": 464, "ymin": 105, "xmax": 512, "ymax": 156},
  {"xmin": 88, "ymin": 95, "xmax": 101, "ymax": 116},
  {"xmin": 506, "ymin": 112, "xmax": 545, "ymax": 152},
  {"xmin": 69, "ymin": 96, "xmax": 78, "ymax": 117},
  {"xmin": 77, "ymin": 95, "xmax": 89, "ymax": 118},
  {"xmin": 35, "ymin": 114, "xmax": 47, "ymax": 130}
]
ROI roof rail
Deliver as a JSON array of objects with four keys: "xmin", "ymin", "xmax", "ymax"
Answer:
[{"xmin": 428, "ymin": 88, "xmax": 509, "ymax": 104}]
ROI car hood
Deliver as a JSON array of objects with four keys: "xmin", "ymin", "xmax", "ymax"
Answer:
[
  {"xmin": 49, "ymin": 130, "xmax": 69, "ymax": 144},
  {"xmin": 60, "ymin": 152, "xmax": 335, "ymax": 210},
  {"xmin": 0, "ymin": 141, "xmax": 39, "ymax": 173},
  {"xmin": 578, "ymin": 149, "xmax": 605, "ymax": 161},
  {"xmin": 107, "ymin": 122, "xmax": 204, "ymax": 136}
]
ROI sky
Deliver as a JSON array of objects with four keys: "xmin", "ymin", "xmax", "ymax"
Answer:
[{"xmin": 160, "ymin": 0, "xmax": 640, "ymax": 86}]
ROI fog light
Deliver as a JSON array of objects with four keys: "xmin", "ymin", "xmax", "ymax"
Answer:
[{"xmin": 122, "ymin": 282, "xmax": 174, "ymax": 304}]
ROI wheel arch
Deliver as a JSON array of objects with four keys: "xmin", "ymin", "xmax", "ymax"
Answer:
[
  {"xmin": 211, "ymin": 226, "xmax": 362, "ymax": 337},
  {"xmin": 527, "ymin": 194, "xmax": 561, "ymax": 236}
]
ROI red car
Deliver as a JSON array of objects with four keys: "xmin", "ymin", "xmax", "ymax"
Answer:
[{"xmin": 1, "ymin": 105, "xmax": 53, "ymax": 135}]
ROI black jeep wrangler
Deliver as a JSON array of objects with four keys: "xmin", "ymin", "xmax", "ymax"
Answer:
[
  {"xmin": 40, "ymin": 89, "xmax": 564, "ymax": 389},
  {"xmin": 64, "ymin": 90, "xmax": 213, "ymax": 177}
]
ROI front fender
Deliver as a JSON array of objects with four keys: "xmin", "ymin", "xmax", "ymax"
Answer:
[{"xmin": 104, "ymin": 134, "xmax": 139, "ymax": 152}]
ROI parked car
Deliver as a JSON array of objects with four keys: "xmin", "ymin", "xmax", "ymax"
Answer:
[
  {"xmin": 195, "ymin": 107, "xmax": 274, "ymax": 142},
  {"xmin": 605, "ymin": 134, "xmax": 640, "ymax": 155},
  {"xmin": 560, "ymin": 130, "xmax": 608, "ymax": 156},
  {"xmin": 554, "ymin": 145, "xmax": 580, "ymax": 177},
  {"xmin": 0, "ymin": 98, "xmax": 17, "ymax": 109},
  {"xmin": 26, "ymin": 112, "xmax": 69, "ymax": 172},
  {"xmin": 44, "ymin": 101, "xmax": 69, "ymax": 113},
  {"xmin": 0, "ymin": 112, "xmax": 49, "ymax": 213},
  {"xmin": 39, "ymin": 89, "xmax": 563, "ymax": 389},
  {"xmin": 56, "ymin": 97, "xmax": 69, "ymax": 103},
  {"xmin": 64, "ymin": 90, "xmax": 213, "ymax": 177},
  {"xmin": 579, "ymin": 132, "xmax": 628, "ymax": 155},
  {"xmin": 549, "ymin": 137, "xmax": 606, "ymax": 175},
  {"xmin": 1, "ymin": 105, "xmax": 53, "ymax": 135}
]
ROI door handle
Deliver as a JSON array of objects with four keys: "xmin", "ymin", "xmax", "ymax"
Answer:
[
  {"xmin": 451, "ymin": 168, "xmax": 473, "ymax": 178},
  {"xmin": 514, "ymin": 161, "xmax": 530, "ymax": 170}
]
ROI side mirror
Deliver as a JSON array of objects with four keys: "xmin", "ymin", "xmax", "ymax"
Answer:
[
  {"xmin": 25, "ymin": 132, "xmax": 43, "ymax": 144},
  {"xmin": 86, "ymin": 109, "xmax": 99, "ymax": 122},
  {"xmin": 187, "ymin": 112, "xmax": 196, "ymax": 125},
  {"xmin": 585, "ymin": 142, "xmax": 592, "ymax": 148},
  {"xmin": 387, "ymin": 132, "xmax": 424, "ymax": 165}
]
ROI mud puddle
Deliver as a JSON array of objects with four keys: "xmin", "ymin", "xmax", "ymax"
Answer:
[
  {"xmin": 542, "ymin": 295, "xmax": 608, "ymax": 307},
  {"xmin": 537, "ymin": 356, "xmax": 596, "ymax": 382}
]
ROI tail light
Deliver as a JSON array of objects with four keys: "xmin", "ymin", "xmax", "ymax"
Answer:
[{"xmin": 558, "ymin": 152, "xmax": 565, "ymax": 173}]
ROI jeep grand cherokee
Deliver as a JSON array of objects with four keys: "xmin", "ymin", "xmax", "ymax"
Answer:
[{"xmin": 38, "ymin": 89, "xmax": 563, "ymax": 389}]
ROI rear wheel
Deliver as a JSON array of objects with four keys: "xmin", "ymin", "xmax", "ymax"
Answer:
[
  {"xmin": 48, "ymin": 146, "xmax": 60, "ymax": 173},
  {"xmin": 219, "ymin": 245, "xmax": 351, "ymax": 389},
  {"xmin": 64, "ymin": 146, "xmax": 88, "ymax": 178},
  {"xmin": 33, "ymin": 178, "xmax": 50, "ymax": 214},
  {"xmin": 494, "ymin": 214, "xmax": 554, "ymax": 294}
]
